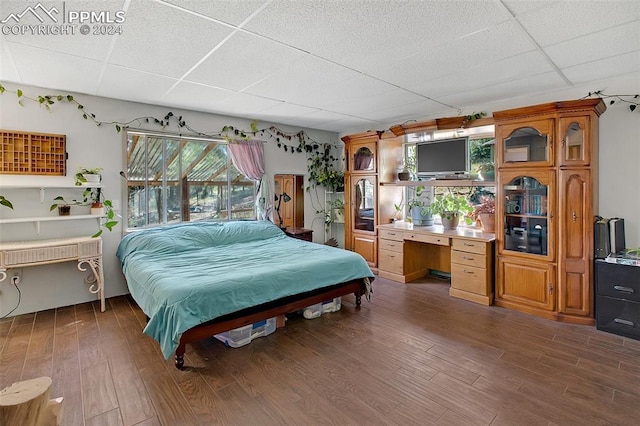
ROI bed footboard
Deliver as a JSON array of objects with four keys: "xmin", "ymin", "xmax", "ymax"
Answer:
[{"xmin": 174, "ymin": 279, "xmax": 367, "ymax": 369}]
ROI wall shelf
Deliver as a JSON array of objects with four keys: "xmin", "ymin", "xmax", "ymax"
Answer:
[
  {"xmin": 0, "ymin": 184, "xmax": 102, "ymax": 203},
  {"xmin": 0, "ymin": 215, "xmax": 101, "ymax": 234}
]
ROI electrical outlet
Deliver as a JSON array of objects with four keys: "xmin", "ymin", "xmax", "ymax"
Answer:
[{"xmin": 12, "ymin": 268, "xmax": 22, "ymax": 280}]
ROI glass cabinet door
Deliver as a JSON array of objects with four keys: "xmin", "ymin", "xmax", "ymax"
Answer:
[
  {"xmin": 352, "ymin": 176, "xmax": 376, "ymax": 232},
  {"xmin": 351, "ymin": 143, "xmax": 376, "ymax": 172},
  {"xmin": 558, "ymin": 116, "xmax": 590, "ymax": 167},
  {"xmin": 500, "ymin": 171, "xmax": 555, "ymax": 261},
  {"xmin": 497, "ymin": 119, "xmax": 554, "ymax": 168}
]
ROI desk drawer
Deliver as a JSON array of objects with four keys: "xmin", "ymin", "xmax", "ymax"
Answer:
[
  {"xmin": 451, "ymin": 263, "xmax": 487, "ymax": 295},
  {"xmin": 596, "ymin": 295, "xmax": 640, "ymax": 340},
  {"xmin": 451, "ymin": 250, "xmax": 486, "ymax": 268},
  {"xmin": 379, "ymin": 229, "xmax": 404, "ymax": 242},
  {"xmin": 379, "ymin": 238, "xmax": 403, "ymax": 253},
  {"xmin": 596, "ymin": 262, "xmax": 640, "ymax": 303},
  {"xmin": 452, "ymin": 239, "xmax": 487, "ymax": 255},
  {"xmin": 406, "ymin": 233, "xmax": 449, "ymax": 246},
  {"xmin": 379, "ymin": 249, "xmax": 403, "ymax": 274}
]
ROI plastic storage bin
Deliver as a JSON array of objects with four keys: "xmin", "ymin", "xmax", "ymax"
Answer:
[
  {"xmin": 214, "ymin": 317, "xmax": 277, "ymax": 348},
  {"xmin": 303, "ymin": 297, "xmax": 342, "ymax": 319}
]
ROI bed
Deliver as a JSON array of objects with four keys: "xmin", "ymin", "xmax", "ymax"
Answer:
[{"xmin": 116, "ymin": 220, "xmax": 374, "ymax": 369}]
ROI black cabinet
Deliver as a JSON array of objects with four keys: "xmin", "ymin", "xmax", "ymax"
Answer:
[{"xmin": 595, "ymin": 260, "xmax": 640, "ymax": 340}]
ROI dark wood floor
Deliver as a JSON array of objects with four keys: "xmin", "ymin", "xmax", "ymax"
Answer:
[{"xmin": 2, "ymin": 276, "xmax": 640, "ymax": 425}]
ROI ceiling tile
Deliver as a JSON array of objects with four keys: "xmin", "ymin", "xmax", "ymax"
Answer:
[
  {"xmin": 185, "ymin": 31, "xmax": 305, "ymax": 91},
  {"xmin": 501, "ymin": 0, "xmax": 558, "ymax": 17},
  {"xmin": 518, "ymin": 0, "xmax": 640, "ymax": 47},
  {"xmin": 438, "ymin": 72, "xmax": 568, "ymax": 107},
  {"xmin": 97, "ymin": 65, "xmax": 179, "ymax": 104},
  {"xmin": 411, "ymin": 51, "xmax": 555, "ymax": 100},
  {"xmin": 544, "ymin": 20, "xmax": 640, "ymax": 68},
  {"xmin": 324, "ymin": 87, "xmax": 427, "ymax": 116},
  {"xmin": 359, "ymin": 99, "xmax": 451, "ymax": 124},
  {"xmin": 0, "ymin": 40, "xmax": 20, "ymax": 82},
  {"xmin": 309, "ymin": 116, "xmax": 381, "ymax": 133},
  {"xmin": 8, "ymin": 43, "xmax": 102, "ymax": 94},
  {"xmin": 161, "ymin": 81, "xmax": 235, "ymax": 111},
  {"xmin": 562, "ymin": 51, "xmax": 640, "ymax": 85},
  {"xmin": 243, "ymin": 55, "xmax": 359, "ymax": 103},
  {"xmin": 160, "ymin": 0, "xmax": 266, "ymax": 26},
  {"xmin": 371, "ymin": 19, "xmax": 537, "ymax": 88},
  {"xmin": 108, "ymin": 0, "xmax": 233, "ymax": 78},
  {"xmin": 252, "ymin": 102, "xmax": 321, "ymax": 121},
  {"xmin": 209, "ymin": 91, "xmax": 284, "ymax": 117},
  {"xmin": 244, "ymin": 0, "xmax": 512, "ymax": 71}
]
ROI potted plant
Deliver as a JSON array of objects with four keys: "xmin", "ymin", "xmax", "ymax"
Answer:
[
  {"xmin": 329, "ymin": 198, "xmax": 345, "ymax": 223},
  {"xmin": 472, "ymin": 195, "xmax": 496, "ymax": 233},
  {"xmin": 398, "ymin": 153, "xmax": 416, "ymax": 181},
  {"xmin": 75, "ymin": 166, "xmax": 103, "ymax": 185},
  {"xmin": 50, "ymin": 187, "xmax": 118, "ymax": 237},
  {"xmin": 408, "ymin": 199, "xmax": 434, "ymax": 226},
  {"xmin": 431, "ymin": 192, "xmax": 473, "ymax": 230},
  {"xmin": 50, "ymin": 197, "xmax": 71, "ymax": 215}
]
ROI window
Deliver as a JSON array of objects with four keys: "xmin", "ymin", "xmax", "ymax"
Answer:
[{"xmin": 125, "ymin": 131, "xmax": 256, "ymax": 229}]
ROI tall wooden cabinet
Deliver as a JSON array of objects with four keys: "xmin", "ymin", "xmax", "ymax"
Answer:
[
  {"xmin": 341, "ymin": 131, "xmax": 403, "ymax": 270},
  {"xmin": 274, "ymin": 174, "xmax": 304, "ymax": 229},
  {"xmin": 494, "ymin": 99, "xmax": 606, "ymax": 324}
]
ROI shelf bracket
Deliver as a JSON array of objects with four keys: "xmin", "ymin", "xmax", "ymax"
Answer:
[{"xmin": 39, "ymin": 188, "xmax": 45, "ymax": 204}]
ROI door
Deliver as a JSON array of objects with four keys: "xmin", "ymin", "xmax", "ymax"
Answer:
[
  {"xmin": 497, "ymin": 169, "xmax": 556, "ymax": 262},
  {"xmin": 558, "ymin": 169, "xmax": 593, "ymax": 317},
  {"xmin": 350, "ymin": 142, "xmax": 377, "ymax": 173},
  {"xmin": 557, "ymin": 116, "xmax": 591, "ymax": 167},
  {"xmin": 274, "ymin": 174, "xmax": 304, "ymax": 228},
  {"xmin": 496, "ymin": 119, "xmax": 554, "ymax": 168},
  {"xmin": 496, "ymin": 256, "xmax": 556, "ymax": 312}
]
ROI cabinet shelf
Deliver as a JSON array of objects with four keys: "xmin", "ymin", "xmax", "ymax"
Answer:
[
  {"xmin": 380, "ymin": 180, "xmax": 495, "ymax": 187},
  {"xmin": 505, "ymin": 213, "xmax": 548, "ymax": 219}
]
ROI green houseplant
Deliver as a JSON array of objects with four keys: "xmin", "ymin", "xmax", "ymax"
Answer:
[
  {"xmin": 408, "ymin": 199, "xmax": 433, "ymax": 226},
  {"xmin": 431, "ymin": 192, "xmax": 473, "ymax": 230},
  {"xmin": 75, "ymin": 166, "xmax": 103, "ymax": 185},
  {"xmin": 471, "ymin": 195, "xmax": 496, "ymax": 233},
  {"xmin": 50, "ymin": 187, "xmax": 118, "ymax": 237}
]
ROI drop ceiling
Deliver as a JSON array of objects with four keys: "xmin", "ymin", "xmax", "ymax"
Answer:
[{"xmin": 1, "ymin": 0, "xmax": 638, "ymax": 133}]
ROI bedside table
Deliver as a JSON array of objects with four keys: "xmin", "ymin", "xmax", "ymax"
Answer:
[{"xmin": 284, "ymin": 227, "xmax": 313, "ymax": 242}]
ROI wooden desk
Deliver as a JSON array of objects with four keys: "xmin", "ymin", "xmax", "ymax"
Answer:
[
  {"xmin": 0, "ymin": 236, "xmax": 105, "ymax": 312},
  {"xmin": 378, "ymin": 222, "xmax": 495, "ymax": 305}
]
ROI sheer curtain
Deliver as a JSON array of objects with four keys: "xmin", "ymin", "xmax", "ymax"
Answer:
[{"xmin": 228, "ymin": 139, "xmax": 271, "ymax": 221}]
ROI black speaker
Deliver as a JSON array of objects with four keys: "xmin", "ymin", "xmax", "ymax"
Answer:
[{"xmin": 594, "ymin": 217, "xmax": 610, "ymax": 259}]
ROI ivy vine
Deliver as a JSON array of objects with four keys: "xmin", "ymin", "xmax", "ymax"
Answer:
[
  {"xmin": 583, "ymin": 90, "xmax": 639, "ymax": 112},
  {"xmin": 0, "ymin": 83, "xmax": 343, "ymax": 191}
]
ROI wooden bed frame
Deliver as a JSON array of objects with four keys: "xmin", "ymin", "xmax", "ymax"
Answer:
[{"xmin": 174, "ymin": 279, "xmax": 367, "ymax": 369}]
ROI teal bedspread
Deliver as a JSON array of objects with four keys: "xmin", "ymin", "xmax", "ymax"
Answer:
[{"xmin": 116, "ymin": 221, "xmax": 374, "ymax": 359}]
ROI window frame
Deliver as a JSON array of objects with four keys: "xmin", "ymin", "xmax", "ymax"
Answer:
[{"xmin": 124, "ymin": 129, "xmax": 256, "ymax": 231}]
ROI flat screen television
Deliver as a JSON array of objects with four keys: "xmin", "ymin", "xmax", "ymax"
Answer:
[{"xmin": 416, "ymin": 137, "xmax": 469, "ymax": 177}]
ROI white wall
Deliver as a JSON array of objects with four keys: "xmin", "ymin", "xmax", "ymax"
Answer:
[
  {"xmin": 0, "ymin": 82, "xmax": 339, "ymax": 316},
  {"xmin": 598, "ymin": 104, "xmax": 640, "ymax": 247}
]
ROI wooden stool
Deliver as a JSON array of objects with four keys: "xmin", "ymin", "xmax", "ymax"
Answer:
[{"xmin": 0, "ymin": 377, "xmax": 63, "ymax": 426}]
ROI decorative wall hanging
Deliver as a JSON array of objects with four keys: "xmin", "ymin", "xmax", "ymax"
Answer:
[{"xmin": 1, "ymin": 129, "xmax": 67, "ymax": 175}]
